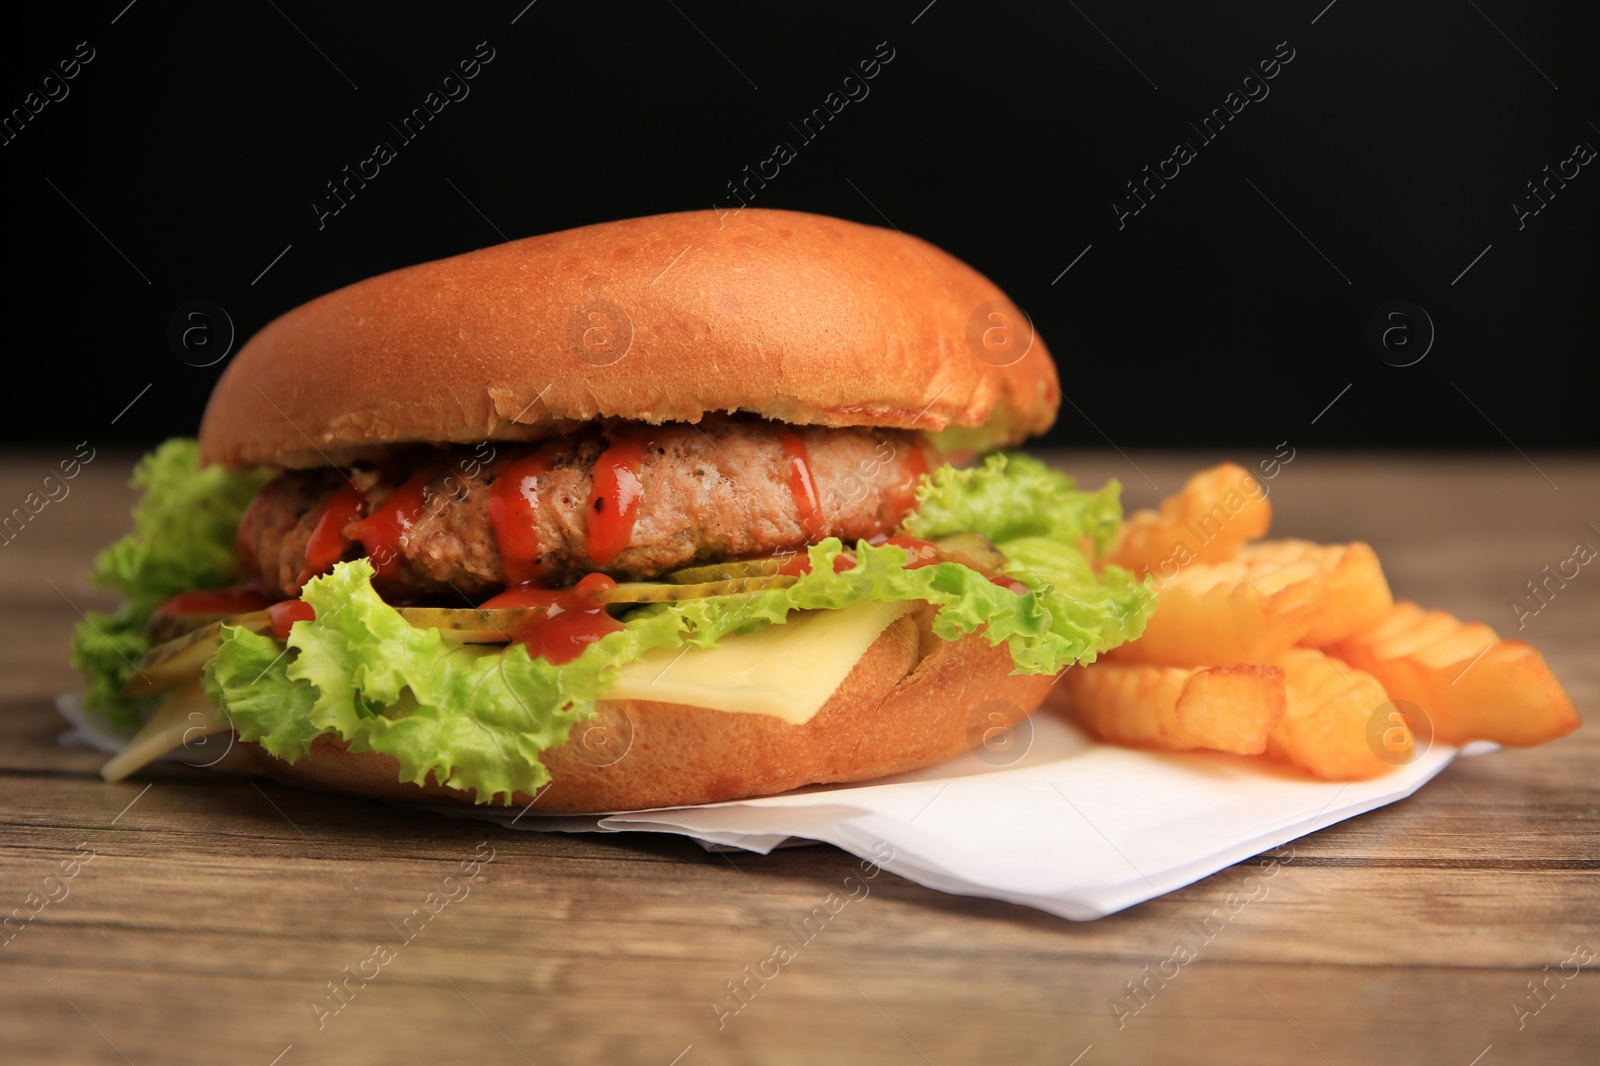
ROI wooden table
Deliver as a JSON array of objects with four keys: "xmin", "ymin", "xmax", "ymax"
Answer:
[{"xmin": 2, "ymin": 450, "xmax": 1595, "ymax": 1065}]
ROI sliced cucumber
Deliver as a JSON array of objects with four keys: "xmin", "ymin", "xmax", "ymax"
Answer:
[
  {"xmin": 592, "ymin": 574, "xmax": 798, "ymax": 604},
  {"xmin": 125, "ymin": 606, "xmax": 542, "ymax": 697},
  {"xmin": 146, "ymin": 610, "xmax": 239, "ymax": 644},
  {"xmin": 127, "ymin": 613, "xmax": 271, "ymax": 695},
  {"xmin": 661, "ymin": 557, "xmax": 785, "ymax": 584},
  {"xmin": 128, "ymin": 547, "xmax": 954, "ymax": 696},
  {"xmin": 658, "ymin": 535, "xmax": 1006, "ymax": 585},
  {"xmin": 929, "ymin": 532, "xmax": 1007, "ymax": 576},
  {"xmin": 390, "ymin": 607, "xmax": 542, "ymax": 643}
]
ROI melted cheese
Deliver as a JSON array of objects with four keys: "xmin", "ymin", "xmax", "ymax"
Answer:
[
  {"xmin": 603, "ymin": 600, "xmax": 913, "ymax": 724},
  {"xmin": 101, "ymin": 681, "xmax": 229, "ymax": 783},
  {"xmin": 99, "ymin": 600, "xmax": 911, "ymax": 780}
]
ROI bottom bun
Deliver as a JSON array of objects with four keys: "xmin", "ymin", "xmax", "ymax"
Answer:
[{"xmin": 222, "ymin": 605, "xmax": 1058, "ymax": 813}]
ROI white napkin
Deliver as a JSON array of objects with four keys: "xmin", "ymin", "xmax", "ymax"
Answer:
[
  {"xmin": 55, "ymin": 694, "xmax": 1471, "ymax": 920},
  {"xmin": 427, "ymin": 713, "xmax": 1473, "ymax": 919}
]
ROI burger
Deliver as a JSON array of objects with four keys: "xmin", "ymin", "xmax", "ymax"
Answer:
[{"xmin": 70, "ymin": 208, "xmax": 1154, "ymax": 812}]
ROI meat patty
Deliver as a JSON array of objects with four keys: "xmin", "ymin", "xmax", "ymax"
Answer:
[{"xmin": 243, "ymin": 420, "xmax": 931, "ymax": 602}]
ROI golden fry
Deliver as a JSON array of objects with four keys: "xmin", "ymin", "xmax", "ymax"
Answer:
[
  {"xmin": 1266, "ymin": 648, "xmax": 1402, "ymax": 780},
  {"xmin": 1061, "ymin": 661, "xmax": 1285, "ymax": 755},
  {"xmin": 1329, "ymin": 601, "xmax": 1580, "ymax": 747},
  {"xmin": 1239, "ymin": 539, "xmax": 1394, "ymax": 646},
  {"xmin": 1107, "ymin": 552, "xmax": 1332, "ymax": 666},
  {"xmin": 1086, "ymin": 463, "xmax": 1577, "ymax": 772},
  {"xmin": 1108, "ymin": 462, "xmax": 1273, "ymax": 575}
]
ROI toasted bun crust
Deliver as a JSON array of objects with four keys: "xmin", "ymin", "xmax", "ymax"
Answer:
[
  {"xmin": 199, "ymin": 209, "xmax": 1058, "ymax": 468},
  {"xmin": 222, "ymin": 606, "xmax": 1058, "ymax": 813}
]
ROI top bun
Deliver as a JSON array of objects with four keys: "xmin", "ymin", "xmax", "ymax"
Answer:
[{"xmin": 200, "ymin": 209, "xmax": 1059, "ymax": 468}]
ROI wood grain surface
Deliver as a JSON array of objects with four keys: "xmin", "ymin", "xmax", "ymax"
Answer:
[{"xmin": 2, "ymin": 449, "xmax": 1595, "ymax": 1066}]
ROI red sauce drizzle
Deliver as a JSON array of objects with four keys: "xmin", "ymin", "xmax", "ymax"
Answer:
[
  {"xmin": 887, "ymin": 440, "xmax": 932, "ymax": 521},
  {"xmin": 155, "ymin": 585, "xmax": 274, "ymax": 618},
  {"xmin": 585, "ymin": 434, "xmax": 649, "ymax": 567},
  {"xmin": 881, "ymin": 535, "xmax": 942, "ymax": 569},
  {"xmin": 480, "ymin": 573, "xmax": 623, "ymax": 665},
  {"xmin": 296, "ymin": 483, "xmax": 367, "ymax": 588},
  {"xmin": 776, "ymin": 428, "xmax": 823, "ymax": 537},
  {"xmin": 269, "ymin": 599, "xmax": 316, "ymax": 641},
  {"xmin": 352, "ymin": 464, "xmax": 440, "ymax": 583},
  {"xmin": 487, "ymin": 445, "xmax": 561, "ymax": 586}
]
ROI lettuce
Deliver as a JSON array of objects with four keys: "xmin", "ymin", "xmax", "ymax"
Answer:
[
  {"xmin": 207, "ymin": 560, "xmax": 660, "ymax": 801},
  {"xmin": 69, "ymin": 440, "xmax": 270, "ymax": 728},
  {"xmin": 904, "ymin": 451, "xmax": 1125, "ymax": 556},
  {"xmin": 85, "ymin": 441, "xmax": 1157, "ymax": 801},
  {"xmin": 200, "ymin": 453, "xmax": 1153, "ymax": 801}
]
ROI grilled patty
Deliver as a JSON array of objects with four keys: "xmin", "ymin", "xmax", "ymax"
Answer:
[{"xmin": 242, "ymin": 421, "xmax": 930, "ymax": 602}]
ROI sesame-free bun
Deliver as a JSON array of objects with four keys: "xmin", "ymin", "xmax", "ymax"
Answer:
[
  {"xmin": 199, "ymin": 208, "xmax": 1058, "ymax": 468},
  {"xmin": 221, "ymin": 607, "xmax": 1057, "ymax": 813}
]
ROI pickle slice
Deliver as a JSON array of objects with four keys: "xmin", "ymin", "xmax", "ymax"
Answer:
[
  {"xmin": 661, "ymin": 557, "xmax": 786, "ymax": 584},
  {"xmin": 127, "ymin": 568, "xmax": 812, "ymax": 697},
  {"xmin": 124, "ymin": 606, "xmax": 543, "ymax": 696},
  {"xmin": 660, "ymin": 535, "xmax": 1006, "ymax": 585},
  {"xmin": 146, "ymin": 610, "xmax": 239, "ymax": 644},
  {"xmin": 929, "ymin": 532, "xmax": 1007, "ymax": 576},
  {"xmin": 127, "ymin": 613, "xmax": 271, "ymax": 694},
  {"xmin": 390, "ymin": 607, "xmax": 541, "ymax": 643},
  {"xmin": 592, "ymin": 574, "xmax": 798, "ymax": 604}
]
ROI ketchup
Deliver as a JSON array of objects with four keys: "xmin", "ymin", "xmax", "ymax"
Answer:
[
  {"xmin": 487, "ymin": 446, "xmax": 561, "ymax": 585},
  {"xmin": 880, "ymin": 535, "xmax": 942, "ymax": 569},
  {"xmin": 776, "ymin": 428, "xmax": 823, "ymax": 537},
  {"xmin": 154, "ymin": 586, "xmax": 274, "ymax": 618},
  {"xmin": 480, "ymin": 573, "xmax": 623, "ymax": 665},
  {"xmin": 352, "ymin": 464, "xmax": 440, "ymax": 582},
  {"xmin": 585, "ymin": 434, "xmax": 648, "ymax": 567},
  {"xmin": 296, "ymin": 483, "xmax": 367, "ymax": 588},
  {"xmin": 269, "ymin": 599, "xmax": 316, "ymax": 641}
]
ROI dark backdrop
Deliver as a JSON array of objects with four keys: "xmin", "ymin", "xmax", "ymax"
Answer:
[{"xmin": 4, "ymin": 1, "xmax": 1595, "ymax": 452}]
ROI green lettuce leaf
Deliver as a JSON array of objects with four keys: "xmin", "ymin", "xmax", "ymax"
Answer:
[
  {"xmin": 904, "ymin": 451, "xmax": 1125, "ymax": 557},
  {"xmin": 68, "ymin": 619, "xmax": 153, "ymax": 730},
  {"xmin": 202, "ymin": 514, "xmax": 1154, "ymax": 802},
  {"xmin": 89, "ymin": 441, "xmax": 1155, "ymax": 800},
  {"xmin": 69, "ymin": 440, "xmax": 270, "ymax": 728},
  {"xmin": 902, "ymin": 451, "xmax": 1154, "ymax": 662},
  {"xmin": 206, "ymin": 558, "xmax": 678, "ymax": 801}
]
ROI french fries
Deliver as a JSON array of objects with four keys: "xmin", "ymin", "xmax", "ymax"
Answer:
[
  {"xmin": 1107, "ymin": 463, "xmax": 1272, "ymax": 575},
  {"xmin": 1061, "ymin": 662, "xmax": 1285, "ymax": 755},
  {"xmin": 1106, "ymin": 552, "xmax": 1332, "ymax": 666},
  {"xmin": 1237, "ymin": 539, "xmax": 1393, "ymax": 647},
  {"xmin": 1266, "ymin": 649, "xmax": 1404, "ymax": 780},
  {"xmin": 1329, "ymin": 601, "xmax": 1580, "ymax": 748},
  {"xmin": 1061, "ymin": 468, "xmax": 1580, "ymax": 781}
]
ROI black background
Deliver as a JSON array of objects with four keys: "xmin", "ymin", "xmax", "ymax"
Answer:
[{"xmin": 3, "ymin": 0, "xmax": 1595, "ymax": 452}]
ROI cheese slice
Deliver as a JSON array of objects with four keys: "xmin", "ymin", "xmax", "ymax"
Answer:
[
  {"xmin": 101, "ymin": 680, "xmax": 229, "ymax": 782},
  {"xmin": 602, "ymin": 599, "xmax": 914, "ymax": 724},
  {"xmin": 99, "ymin": 600, "xmax": 913, "ymax": 780}
]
